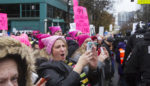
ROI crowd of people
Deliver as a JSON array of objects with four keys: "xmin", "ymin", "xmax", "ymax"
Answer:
[{"xmin": 0, "ymin": 24, "xmax": 150, "ymax": 86}]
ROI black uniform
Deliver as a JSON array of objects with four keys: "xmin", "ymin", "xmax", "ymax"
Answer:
[
  {"xmin": 122, "ymin": 29, "xmax": 146, "ymax": 69},
  {"xmin": 124, "ymin": 31, "xmax": 150, "ymax": 86}
]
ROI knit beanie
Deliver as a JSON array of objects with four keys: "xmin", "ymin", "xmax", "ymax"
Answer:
[
  {"xmin": 91, "ymin": 36, "xmax": 97, "ymax": 41},
  {"xmin": 41, "ymin": 36, "xmax": 65, "ymax": 55},
  {"xmin": 11, "ymin": 34, "xmax": 31, "ymax": 47},
  {"xmin": 32, "ymin": 30, "xmax": 40, "ymax": 37},
  {"xmin": 76, "ymin": 34, "xmax": 90, "ymax": 47},
  {"xmin": 36, "ymin": 34, "xmax": 50, "ymax": 49},
  {"xmin": 49, "ymin": 26, "xmax": 61, "ymax": 35},
  {"xmin": 66, "ymin": 37, "xmax": 74, "ymax": 40},
  {"xmin": 68, "ymin": 31, "xmax": 78, "ymax": 40},
  {"xmin": 106, "ymin": 36, "xmax": 114, "ymax": 42}
]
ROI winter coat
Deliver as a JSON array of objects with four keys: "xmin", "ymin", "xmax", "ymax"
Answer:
[
  {"xmin": 116, "ymin": 42, "xmax": 126, "ymax": 64},
  {"xmin": 0, "ymin": 37, "xmax": 35, "ymax": 86},
  {"xmin": 124, "ymin": 31, "xmax": 150, "ymax": 83},
  {"xmin": 116, "ymin": 42, "xmax": 126, "ymax": 75},
  {"xmin": 37, "ymin": 60, "xmax": 100, "ymax": 86},
  {"xmin": 101, "ymin": 41, "xmax": 114, "ymax": 80}
]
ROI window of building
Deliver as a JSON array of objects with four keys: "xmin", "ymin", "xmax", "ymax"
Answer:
[
  {"xmin": 0, "ymin": 4, "xmax": 20, "ymax": 17},
  {"xmin": 47, "ymin": 4, "xmax": 53, "ymax": 18},
  {"xmin": 22, "ymin": 4, "xmax": 39, "ymax": 17},
  {"xmin": 53, "ymin": 7, "xmax": 66, "ymax": 19}
]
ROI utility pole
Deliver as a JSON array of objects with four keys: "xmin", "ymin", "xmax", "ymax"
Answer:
[{"xmin": 67, "ymin": 0, "xmax": 71, "ymax": 31}]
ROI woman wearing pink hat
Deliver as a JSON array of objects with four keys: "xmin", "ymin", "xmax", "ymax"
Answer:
[
  {"xmin": 71, "ymin": 34, "xmax": 97, "ymax": 58},
  {"xmin": 71, "ymin": 34, "xmax": 110, "ymax": 85},
  {"xmin": 49, "ymin": 26, "xmax": 62, "ymax": 36},
  {"xmin": 37, "ymin": 35, "xmax": 108, "ymax": 86}
]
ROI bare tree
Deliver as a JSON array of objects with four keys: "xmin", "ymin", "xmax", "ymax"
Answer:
[{"xmin": 78, "ymin": 0, "xmax": 114, "ymax": 33}]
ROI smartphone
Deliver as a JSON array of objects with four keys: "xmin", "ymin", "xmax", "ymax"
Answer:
[
  {"xmin": 87, "ymin": 42, "xmax": 93, "ymax": 51},
  {"xmin": 100, "ymin": 47, "xmax": 104, "ymax": 54}
]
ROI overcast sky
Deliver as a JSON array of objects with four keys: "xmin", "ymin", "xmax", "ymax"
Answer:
[{"xmin": 114, "ymin": 0, "xmax": 141, "ymax": 12}]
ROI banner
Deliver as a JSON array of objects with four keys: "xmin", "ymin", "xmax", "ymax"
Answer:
[
  {"xmin": 0, "ymin": 13, "xmax": 8, "ymax": 30},
  {"xmin": 73, "ymin": 0, "xmax": 79, "ymax": 6},
  {"xmin": 73, "ymin": 6, "xmax": 90, "ymax": 34}
]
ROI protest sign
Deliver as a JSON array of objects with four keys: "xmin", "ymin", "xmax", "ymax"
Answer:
[
  {"xmin": 73, "ymin": 0, "xmax": 79, "ymax": 6},
  {"xmin": 99, "ymin": 26, "xmax": 104, "ymax": 36},
  {"xmin": 0, "ymin": 13, "xmax": 8, "ymax": 30},
  {"xmin": 73, "ymin": 6, "xmax": 90, "ymax": 34}
]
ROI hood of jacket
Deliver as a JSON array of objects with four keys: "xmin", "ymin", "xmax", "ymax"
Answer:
[{"xmin": 0, "ymin": 37, "xmax": 35, "ymax": 86}]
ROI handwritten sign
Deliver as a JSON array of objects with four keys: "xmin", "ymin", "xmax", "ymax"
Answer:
[
  {"xmin": 73, "ymin": 6, "xmax": 90, "ymax": 34},
  {"xmin": 0, "ymin": 13, "xmax": 8, "ymax": 30},
  {"xmin": 99, "ymin": 26, "xmax": 104, "ymax": 36},
  {"xmin": 73, "ymin": 0, "xmax": 79, "ymax": 6}
]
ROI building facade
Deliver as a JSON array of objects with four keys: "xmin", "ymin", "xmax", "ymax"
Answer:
[
  {"xmin": 0, "ymin": 0, "xmax": 73, "ymax": 33},
  {"xmin": 118, "ymin": 12, "xmax": 135, "ymax": 27}
]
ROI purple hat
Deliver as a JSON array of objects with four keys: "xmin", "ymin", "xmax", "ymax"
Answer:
[
  {"xmin": 41, "ymin": 36, "xmax": 65, "ymax": 55},
  {"xmin": 68, "ymin": 31, "xmax": 78, "ymax": 40},
  {"xmin": 49, "ymin": 26, "xmax": 61, "ymax": 35},
  {"xmin": 76, "ymin": 34, "xmax": 90, "ymax": 47}
]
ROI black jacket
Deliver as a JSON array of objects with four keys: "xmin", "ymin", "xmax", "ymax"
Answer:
[
  {"xmin": 123, "ymin": 29, "xmax": 146, "ymax": 69},
  {"xmin": 124, "ymin": 31, "xmax": 150, "ymax": 83},
  {"xmin": 37, "ymin": 61, "xmax": 100, "ymax": 86},
  {"xmin": 101, "ymin": 41, "xmax": 114, "ymax": 80}
]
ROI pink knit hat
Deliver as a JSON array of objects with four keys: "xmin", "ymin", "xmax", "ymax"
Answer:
[
  {"xmin": 11, "ymin": 34, "xmax": 31, "ymax": 47},
  {"xmin": 32, "ymin": 30, "xmax": 40, "ymax": 34},
  {"xmin": 36, "ymin": 34, "xmax": 50, "ymax": 49},
  {"xmin": 68, "ymin": 31, "xmax": 78, "ymax": 40},
  {"xmin": 32, "ymin": 30, "xmax": 40, "ymax": 37},
  {"xmin": 41, "ymin": 36, "xmax": 65, "ymax": 55},
  {"xmin": 76, "ymin": 34, "xmax": 90, "ymax": 47},
  {"xmin": 49, "ymin": 26, "xmax": 62, "ymax": 35},
  {"xmin": 66, "ymin": 37, "xmax": 74, "ymax": 40}
]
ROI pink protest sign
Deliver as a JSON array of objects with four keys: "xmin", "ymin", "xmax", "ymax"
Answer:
[
  {"xmin": 73, "ymin": 6, "xmax": 90, "ymax": 34},
  {"xmin": 0, "ymin": 13, "xmax": 8, "ymax": 30},
  {"xmin": 73, "ymin": 0, "xmax": 79, "ymax": 6}
]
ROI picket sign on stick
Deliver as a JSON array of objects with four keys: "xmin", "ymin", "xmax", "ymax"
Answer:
[
  {"xmin": 73, "ymin": 6, "xmax": 90, "ymax": 34},
  {"xmin": 0, "ymin": 13, "xmax": 8, "ymax": 30},
  {"xmin": 73, "ymin": 0, "xmax": 79, "ymax": 6}
]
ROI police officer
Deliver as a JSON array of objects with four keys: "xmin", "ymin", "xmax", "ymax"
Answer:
[
  {"xmin": 122, "ymin": 27, "xmax": 146, "ymax": 69},
  {"xmin": 124, "ymin": 29, "xmax": 150, "ymax": 86}
]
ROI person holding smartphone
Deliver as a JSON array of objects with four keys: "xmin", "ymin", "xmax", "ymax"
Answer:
[{"xmin": 37, "ymin": 35, "xmax": 109, "ymax": 86}]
